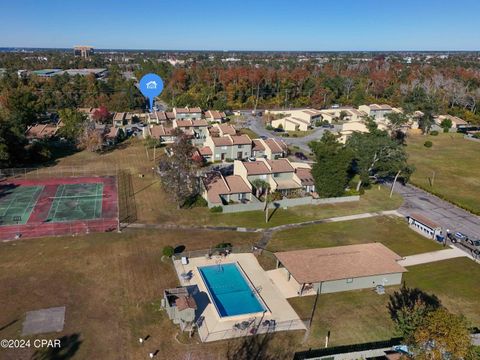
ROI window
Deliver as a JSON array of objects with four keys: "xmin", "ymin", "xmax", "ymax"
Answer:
[
  {"xmin": 238, "ymin": 144, "xmax": 243, "ymax": 149},
  {"xmin": 273, "ymin": 173, "xmax": 279, "ymax": 178},
  {"xmin": 346, "ymin": 278, "xmax": 353, "ymax": 283}
]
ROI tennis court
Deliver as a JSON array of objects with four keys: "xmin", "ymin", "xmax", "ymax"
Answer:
[
  {"xmin": 45, "ymin": 183, "xmax": 104, "ymax": 222},
  {"xmin": 0, "ymin": 185, "xmax": 44, "ymax": 225}
]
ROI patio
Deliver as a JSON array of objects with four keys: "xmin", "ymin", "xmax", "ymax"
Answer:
[{"xmin": 172, "ymin": 252, "xmax": 306, "ymax": 342}]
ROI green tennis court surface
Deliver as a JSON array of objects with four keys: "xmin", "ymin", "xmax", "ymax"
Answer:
[
  {"xmin": 0, "ymin": 185, "xmax": 44, "ymax": 225},
  {"xmin": 46, "ymin": 183, "xmax": 104, "ymax": 222}
]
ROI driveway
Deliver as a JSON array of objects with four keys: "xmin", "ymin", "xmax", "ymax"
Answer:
[
  {"xmin": 398, "ymin": 246, "xmax": 469, "ymax": 267},
  {"xmin": 244, "ymin": 115, "xmax": 341, "ymax": 152},
  {"xmin": 391, "ymin": 183, "xmax": 480, "ymax": 240}
]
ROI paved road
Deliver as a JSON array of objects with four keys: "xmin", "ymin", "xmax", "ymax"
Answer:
[
  {"xmin": 398, "ymin": 246, "xmax": 468, "ymax": 267},
  {"xmin": 391, "ymin": 182, "xmax": 480, "ymax": 240},
  {"xmin": 244, "ymin": 115, "xmax": 341, "ymax": 152}
]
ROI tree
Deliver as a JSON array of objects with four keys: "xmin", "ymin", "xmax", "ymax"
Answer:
[
  {"xmin": 78, "ymin": 128, "xmax": 104, "ymax": 152},
  {"xmin": 418, "ymin": 112, "xmax": 435, "ymax": 134},
  {"xmin": 413, "ymin": 308, "xmax": 472, "ymax": 360},
  {"xmin": 57, "ymin": 109, "xmax": 87, "ymax": 142},
  {"xmin": 309, "ymin": 132, "xmax": 352, "ymax": 198},
  {"xmin": 158, "ymin": 132, "xmax": 199, "ymax": 208},
  {"xmin": 385, "ymin": 112, "xmax": 409, "ymax": 139},
  {"xmin": 0, "ymin": 112, "xmax": 27, "ymax": 167},
  {"xmin": 251, "ymin": 179, "xmax": 270, "ymax": 198},
  {"xmin": 440, "ymin": 118, "xmax": 452, "ymax": 133},
  {"xmin": 346, "ymin": 130, "xmax": 413, "ymax": 191},
  {"xmin": 91, "ymin": 105, "xmax": 110, "ymax": 123},
  {"xmin": 388, "ymin": 284, "xmax": 442, "ymax": 341}
]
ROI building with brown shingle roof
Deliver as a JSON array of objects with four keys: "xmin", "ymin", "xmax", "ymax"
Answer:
[
  {"xmin": 201, "ymin": 171, "xmax": 253, "ymax": 206},
  {"xmin": 205, "ymin": 110, "xmax": 226, "ymax": 123},
  {"xmin": 233, "ymin": 158, "xmax": 313, "ymax": 195},
  {"xmin": 274, "ymin": 243, "xmax": 406, "ymax": 296},
  {"xmin": 25, "ymin": 123, "xmax": 60, "ymax": 141}
]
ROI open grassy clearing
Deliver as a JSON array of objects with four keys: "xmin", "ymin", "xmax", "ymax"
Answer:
[
  {"xmin": 406, "ymin": 133, "xmax": 480, "ymax": 214},
  {"xmin": 1, "ymin": 228, "xmax": 296, "ymax": 360},
  {"xmin": 42, "ymin": 140, "xmax": 403, "ymax": 228},
  {"xmin": 267, "ymin": 215, "xmax": 443, "ymax": 256},
  {"xmin": 237, "ymin": 127, "xmax": 260, "ymax": 139},
  {"xmin": 289, "ymin": 288, "xmax": 398, "ymax": 348},
  {"xmin": 289, "ymin": 257, "xmax": 480, "ymax": 349},
  {"xmin": 404, "ymin": 257, "xmax": 480, "ymax": 326}
]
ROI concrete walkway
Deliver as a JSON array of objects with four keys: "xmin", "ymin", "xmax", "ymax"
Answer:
[{"xmin": 398, "ymin": 246, "xmax": 468, "ymax": 267}]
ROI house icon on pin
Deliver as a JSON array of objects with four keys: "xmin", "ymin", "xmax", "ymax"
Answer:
[{"xmin": 146, "ymin": 81, "xmax": 157, "ymax": 89}]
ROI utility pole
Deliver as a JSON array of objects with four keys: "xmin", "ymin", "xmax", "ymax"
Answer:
[{"xmin": 254, "ymin": 82, "xmax": 260, "ymax": 114}]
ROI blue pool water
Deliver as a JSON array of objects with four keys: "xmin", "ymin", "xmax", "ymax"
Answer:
[{"xmin": 198, "ymin": 263, "xmax": 265, "ymax": 317}]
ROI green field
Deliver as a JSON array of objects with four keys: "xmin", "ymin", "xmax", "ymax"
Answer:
[
  {"xmin": 0, "ymin": 229, "xmax": 272, "ymax": 360},
  {"xmin": 267, "ymin": 215, "xmax": 443, "ymax": 256},
  {"xmin": 407, "ymin": 133, "xmax": 480, "ymax": 214},
  {"xmin": 0, "ymin": 185, "xmax": 43, "ymax": 225},
  {"xmin": 38, "ymin": 139, "xmax": 403, "ymax": 228},
  {"xmin": 290, "ymin": 257, "xmax": 480, "ymax": 348}
]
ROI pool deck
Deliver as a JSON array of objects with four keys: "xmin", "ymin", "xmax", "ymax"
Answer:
[{"xmin": 173, "ymin": 253, "xmax": 306, "ymax": 342}]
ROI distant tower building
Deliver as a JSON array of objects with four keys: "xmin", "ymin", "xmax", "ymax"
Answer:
[{"xmin": 73, "ymin": 45, "xmax": 94, "ymax": 59}]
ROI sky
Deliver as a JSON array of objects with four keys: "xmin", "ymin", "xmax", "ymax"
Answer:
[{"xmin": 1, "ymin": 0, "xmax": 480, "ymax": 51}]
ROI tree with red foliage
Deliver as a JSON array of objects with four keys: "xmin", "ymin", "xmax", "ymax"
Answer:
[{"xmin": 92, "ymin": 105, "xmax": 110, "ymax": 123}]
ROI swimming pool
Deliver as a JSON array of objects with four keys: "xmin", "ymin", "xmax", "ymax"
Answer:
[{"xmin": 198, "ymin": 263, "xmax": 266, "ymax": 317}]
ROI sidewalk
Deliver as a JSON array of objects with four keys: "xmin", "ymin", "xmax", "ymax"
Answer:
[{"xmin": 398, "ymin": 246, "xmax": 468, "ymax": 267}]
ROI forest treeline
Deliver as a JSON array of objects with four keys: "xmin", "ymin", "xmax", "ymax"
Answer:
[{"xmin": 1, "ymin": 52, "xmax": 480, "ymax": 167}]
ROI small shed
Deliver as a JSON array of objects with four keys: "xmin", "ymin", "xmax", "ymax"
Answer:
[
  {"xmin": 274, "ymin": 243, "xmax": 407, "ymax": 296},
  {"xmin": 163, "ymin": 287, "xmax": 197, "ymax": 331},
  {"xmin": 407, "ymin": 213, "xmax": 442, "ymax": 240}
]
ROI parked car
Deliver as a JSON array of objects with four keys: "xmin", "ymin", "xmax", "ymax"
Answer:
[
  {"xmin": 294, "ymin": 152, "xmax": 308, "ymax": 160},
  {"xmin": 322, "ymin": 123, "xmax": 334, "ymax": 128},
  {"xmin": 260, "ymin": 135, "xmax": 268, "ymax": 140},
  {"xmin": 462, "ymin": 239, "xmax": 480, "ymax": 256},
  {"xmin": 448, "ymin": 231, "xmax": 468, "ymax": 243}
]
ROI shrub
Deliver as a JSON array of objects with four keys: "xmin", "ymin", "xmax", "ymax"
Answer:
[
  {"xmin": 162, "ymin": 246, "xmax": 174, "ymax": 257},
  {"xmin": 473, "ymin": 132, "xmax": 480, "ymax": 139},
  {"xmin": 215, "ymin": 242, "xmax": 232, "ymax": 249},
  {"xmin": 182, "ymin": 194, "xmax": 208, "ymax": 208},
  {"xmin": 282, "ymin": 133, "xmax": 290, "ymax": 137},
  {"xmin": 210, "ymin": 205, "xmax": 223, "ymax": 213},
  {"xmin": 429, "ymin": 130, "xmax": 439, "ymax": 136},
  {"xmin": 292, "ymin": 134, "xmax": 298, "ymax": 137},
  {"xmin": 265, "ymin": 124, "xmax": 274, "ymax": 130},
  {"xmin": 424, "ymin": 141, "xmax": 433, "ymax": 148}
]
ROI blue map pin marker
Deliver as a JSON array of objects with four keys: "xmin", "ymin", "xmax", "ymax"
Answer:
[{"xmin": 139, "ymin": 73, "xmax": 164, "ymax": 111}]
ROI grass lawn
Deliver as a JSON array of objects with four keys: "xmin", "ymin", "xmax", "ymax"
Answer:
[
  {"xmin": 0, "ymin": 228, "xmax": 285, "ymax": 360},
  {"xmin": 407, "ymin": 133, "xmax": 480, "ymax": 214},
  {"xmin": 289, "ymin": 288, "xmax": 398, "ymax": 348},
  {"xmin": 267, "ymin": 215, "xmax": 443, "ymax": 256},
  {"xmin": 238, "ymin": 127, "xmax": 260, "ymax": 139},
  {"xmin": 22, "ymin": 139, "xmax": 404, "ymax": 229},
  {"xmin": 404, "ymin": 257, "xmax": 480, "ymax": 326},
  {"xmin": 288, "ymin": 257, "xmax": 480, "ymax": 349},
  {"xmin": 284, "ymin": 129, "xmax": 315, "ymax": 137}
]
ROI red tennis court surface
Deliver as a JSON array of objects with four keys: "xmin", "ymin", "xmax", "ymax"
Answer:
[{"xmin": 0, "ymin": 176, "xmax": 118, "ymax": 240}]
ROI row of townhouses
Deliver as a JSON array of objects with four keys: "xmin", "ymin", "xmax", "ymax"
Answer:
[
  {"xmin": 201, "ymin": 158, "xmax": 315, "ymax": 207},
  {"xmin": 267, "ymin": 104, "xmax": 472, "ymax": 143}
]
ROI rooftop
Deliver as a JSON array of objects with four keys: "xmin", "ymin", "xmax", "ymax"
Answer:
[
  {"xmin": 202, "ymin": 172, "xmax": 251, "ymax": 204},
  {"xmin": 275, "ymin": 243, "xmax": 406, "ymax": 284},
  {"xmin": 408, "ymin": 213, "xmax": 440, "ymax": 229}
]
